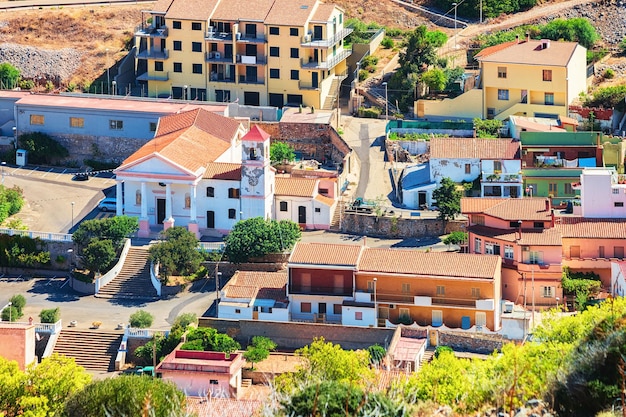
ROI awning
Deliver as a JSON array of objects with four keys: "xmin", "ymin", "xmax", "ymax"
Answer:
[
  {"xmin": 525, "ymin": 148, "xmax": 550, "ymax": 152},
  {"xmin": 253, "ymin": 299, "xmax": 275, "ymax": 308}
]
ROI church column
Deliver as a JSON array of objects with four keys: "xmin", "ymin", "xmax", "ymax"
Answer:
[
  {"xmin": 115, "ymin": 182, "xmax": 123, "ymax": 217},
  {"xmin": 138, "ymin": 181, "xmax": 150, "ymax": 238},
  {"xmin": 163, "ymin": 183, "xmax": 175, "ymax": 231},
  {"xmin": 188, "ymin": 184, "xmax": 199, "ymax": 238}
]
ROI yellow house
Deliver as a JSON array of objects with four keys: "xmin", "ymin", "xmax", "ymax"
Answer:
[
  {"xmin": 135, "ymin": 0, "xmax": 351, "ymax": 109},
  {"xmin": 414, "ymin": 37, "xmax": 587, "ymax": 120}
]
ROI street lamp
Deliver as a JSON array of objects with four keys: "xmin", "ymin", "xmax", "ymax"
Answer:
[
  {"xmin": 373, "ymin": 277, "xmax": 378, "ymax": 327},
  {"xmin": 67, "ymin": 248, "xmax": 73, "ymax": 278},
  {"xmin": 382, "ymin": 82, "xmax": 388, "ymax": 121},
  {"xmin": 452, "ymin": 2, "xmax": 458, "ymax": 50},
  {"xmin": 106, "ymin": 48, "xmax": 110, "ymax": 94},
  {"xmin": 183, "ymin": 85, "xmax": 188, "ymax": 100},
  {"xmin": 7, "ymin": 301, "xmax": 12, "ymax": 322},
  {"xmin": 71, "ymin": 201, "xmax": 75, "ymax": 231},
  {"xmin": 12, "ymin": 126, "xmax": 16, "ymax": 149},
  {"xmin": 215, "ymin": 270, "xmax": 222, "ymax": 317},
  {"xmin": 1, "ymin": 161, "xmax": 5, "ymax": 185},
  {"xmin": 112, "ymin": 80, "xmax": 116, "ymax": 96}
]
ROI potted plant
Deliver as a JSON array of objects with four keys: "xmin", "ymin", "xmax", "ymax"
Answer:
[
  {"xmin": 92, "ymin": 321, "xmax": 102, "ymax": 329},
  {"xmin": 487, "ymin": 174, "xmax": 499, "ymax": 182}
]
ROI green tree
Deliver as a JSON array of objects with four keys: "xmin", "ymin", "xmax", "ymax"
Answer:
[
  {"xmin": 1, "ymin": 305, "xmax": 19, "ymax": 322},
  {"xmin": 63, "ymin": 375, "xmax": 185, "ymax": 417},
  {"xmin": 180, "ymin": 327, "xmax": 241, "ymax": 353},
  {"xmin": 270, "ymin": 142, "xmax": 296, "ymax": 164},
  {"xmin": 39, "ymin": 307, "xmax": 60, "ymax": 323},
  {"xmin": 129, "ymin": 310, "xmax": 154, "ymax": 328},
  {"xmin": 149, "ymin": 226, "xmax": 203, "ymax": 282},
  {"xmin": 421, "ymin": 68, "xmax": 447, "ymax": 92},
  {"xmin": 442, "ymin": 231, "xmax": 467, "ymax": 249},
  {"xmin": 474, "ymin": 118, "xmax": 503, "ymax": 138},
  {"xmin": 81, "ymin": 239, "xmax": 116, "ymax": 278},
  {"xmin": 367, "ymin": 344, "xmax": 386, "ymax": 365},
  {"xmin": 620, "ymin": 37, "xmax": 626, "ymax": 55},
  {"xmin": 18, "ymin": 132, "xmax": 69, "ymax": 165},
  {"xmin": 72, "ymin": 216, "xmax": 138, "ymax": 252},
  {"xmin": 432, "ymin": 177, "xmax": 462, "ymax": 221},
  {"xmin": 134, "ymin": 314, "xmax": 196, "ymax": 365},
  {"xmin": 0, "ymin": 185, "xmax": 24, "ymax": 224},
  {"xmin": 224, "ymin": 217, "xmax": 301, "ymax": 263},
  {"xmin": 243, "ymin": 336, "xmax": 277, "ymax": 370},
  {"xmin": 542, "ymin": 18, "xmax": 599, "ymax": 49},
  {"xmin": 584, "ymin": 84, "xmax": 626, "ymax": 111},
  {"xmin": 9, "ymin": 294, "xmax": 26, "ymax": 317},
  {"xmin": 0, "ymin": 62, "xmax": 20, "ymax": 89}
]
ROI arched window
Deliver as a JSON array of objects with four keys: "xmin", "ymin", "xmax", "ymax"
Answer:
[
  {"xmin": 184, "ymin": 193, "xmax": 191, "ymax": 209},
  {"xmin": 135, "ymin": 190, "xmax": 141, "ymax": 205}
]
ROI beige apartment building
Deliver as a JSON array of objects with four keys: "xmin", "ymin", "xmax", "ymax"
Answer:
[{"xmin": 135, "ymin": 0, "xmax": 351, "ymax": 109}]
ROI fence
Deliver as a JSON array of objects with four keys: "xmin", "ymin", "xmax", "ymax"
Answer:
[
  {"xmin": 198, "ymin": 242, "xmax": 225, "ymax": 252},
  {"xmin": 0, "ymin": 228, "xmax": 72, "ymax": 243}
]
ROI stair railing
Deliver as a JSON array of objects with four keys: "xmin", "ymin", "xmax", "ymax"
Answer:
[
  {"xmin": 95, "ymin": 239, "xmax": 132, "ymax": 294},
  {"xmin": 150, "ymin": 262, "xmax": 162, "ymax": 296}
]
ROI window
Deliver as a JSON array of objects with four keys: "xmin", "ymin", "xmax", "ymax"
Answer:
[
  {"xmin": 192, "ymin": 64, "xmax": 202, "ymax": 74},
  {"xmin": 541, "ymin": 286, "xmax": 554, "ymax": 298},
  {"xmin": 191, "ymin": 22, "xmax": 202, "ymax": 31},
  {"xmin": 542, "ymin": 69, "xmax": 552, "ymax": 81},
  {"xmin": 570, "ymin": 245, "xmax": 580, "ymax": 258},
  {"xmin": 172, "ymin": 21, "xmax": 181, "ymax": 29},
  {"xmin": 474, "ymin": 238, "xmax": 482, "ymax": 253},
  {"xmin": 173, "ymin": 62, "xmax": 182, "ymax": 72},
  {"xmin": 402, "ymin": 283, "xmax": 410, "ymax": 293},
  {"xmin": 615, "ymin": 202, "xmax": 624, "ymax": 207},
  {"xmin": 269, "ymin": 27, "xmax": 279, "ymax": 35},
  {"xmin": 464, "ymin": 163, "xmax": 471, "ymax": 174},
  {"xmin": 173, "ymin": 40, "xmax": 182, "ymax": 51},
  {"xmin": 270, "ymin": 68, "xmax": 280, "ymax": 79},
  {"xmin": 529, "ymin": 251, "xmax": 543, "ymax": 264},
  {"xmin": 228, "ymin": 208, "xmax": 236, "ymax": 219},
  {"xmin": 613, "ymin": 188, "xmax": 620, "ymax": 194},
  {"xmin": 497, "ymin": 66, "xmax": 507, "ymax": 78},
  {"xmin": 485, "ymin": 242, "xmax": 495, "ymax": 255},
  {"xmin": 549, "ymin": 183, "xmax": 558, "ymax": 195},
  {"xmin": 109, "ymin": 120, "xmax": 123, "ymax": 130},
  {"xmin": 599, "ymin": 246, "xmax": 605, "ymax": 258},
  {"xmin": 545, "ymin": 92, "xmax": 554, "ymax": 105},
  {"xmin": 192, "ymin": 42, "xmax": 202, "ymax": 52},
  {"xmin": 209, "ymin": 379, "xmax": 218, "ymax": 385},
  {"xmin": 355, "ymin": 311, "xmax": 363, "ymax": 320},
  {"xmin": 616, "ymin": 247, "xmax": 625, "ymax": 258},
  {"xmin": 510, "ymin": 221, "xmax": 520, "ymax": 228},
  {"xmin": 206, "ymin": 187, "xmax": 214, "ymax": 197},
  {"xmin": 498, "ymin": 89, "xmax": 509, "ymax": 100},
  {"xmin": 504, "ymin": 245, "xmax": 514, "ymax": 259},
  {"xmin": 471, "ymin": 288, "xmax": 480, "ymax": 298},
  {"xmin": 432, "ymin": 310, "xmax": 443, "ymax": 326},
  {"xmin": 474, "ymin": 215, "xmax": 485, "ymax": 226},
  {"xmin": 184, "ymin": 193, "xmax": 191, "ymax": 209},
  {"xmin": 475, "ymin": 312, "xmax": 487, "ymax": 327},
  {"xmin": 30, "ymin": 114, "xmax": 44, "ymax": 125},
  {"xmin": 564, "ymin": 183, "xmax": 574, "ymax": 195},
  {"xmin": 235, "ymin": 309, "xmax": 241, "ymax": 314},
  {"xmin": 290, "ymin": 28, "xmax": 298, "ymax": 36},
  {"xmin": 149, "ymin": 122, "xmax": 157, "ymax": 132},
  {"xmin": 534, "ymin": 221, "xmax": 544, "ymax": 229},
  {"xmin": 291, "ymin": 70, "xmax": 299, "ymax": 80},
  {"xmin": 228, "ymin": 188, "xmax": 240, "ymax": 199},
  {"xmin": 398, "ymin": 308, "xmax": 410, "ymax": 321},
  {"xmin": 315, "ymin": 207, "xmax": 321, "ymax": 213},
  {"xmin": 69, "ymin": 117, "xmax": 84, "ymax": 128},
  {"xmin": 269, "ymin": 47, "xmax": 279, "ymax": 57},
  {"xmin": 301, "ymin": 302, "xmax": 311, "ymax": 313},
  {"xmin": 135, "ymin": 190, "xmax": 141, "ymax": 205},
  {"xmin": 154, "ymin": 61, "xmax": 164, "ymax": 71},
  {"xmin": 279, "ymin": 201, "xmax": 288, "ymax": 211},
  {"xmin": 436, "ymin": 286, "xmax": 445, "ymax": 296},
  {"xmin": 493, "ymin": 160, "xmax": 502, "ymax": 172},
  {"xmin": 290, "ymin": 48, "xmax": 299, "ymax": 58}
]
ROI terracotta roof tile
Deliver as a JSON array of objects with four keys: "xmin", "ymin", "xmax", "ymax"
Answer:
[
  {"xmin": 315, "ymin": 194, "xmax": 335, "ymax": 206},
  {"xmin": 430, "ymin": 138, "xmax": 520, "ymax": 159},
  {"xmin": 150, "ymin": 0, "xmax": 174, "ymax": 13},
  {"xmin": 475, "ymin": 39, "xmax": 580, "ymax": 67},
  {"xmin": 186, "ymin": 397, "xmax": 262, "ymax": 417},
  {"xmin": 233, "ymin": 270, "xmax": 287, "ymax": 289},
  {"xmin": 474, "ymin": 40, "xmax": 517, "ymax": 59},
  {"xmin": 462, "ymin": 198, "xmax": 553, "ymax": 221},
  {"xmin": 289, "ymin": 242, "xmax": 363, "ymax": 267},
  {"xmin": 156, "ymin": 108, "xmax": 241, "ymax": 141},
  {"xmin": 358, "ymin": 248, "xmax": 500, "ymax": 279},
  {"xmin": 275, "ymin": 177, "xmax": 317, "ymax": 197},
  {"xmin": 468, "ymin": 225, "xmax": 562, "ymax": 246},
  {"xmin": 311, "ymin": 3, "xmax": 336, "ymax": 21},
  {"xmin": 557, "ymin": 217, "xmax": 626, "ymax": 239},
  {"xmin": 203, "ymin": 163, "xmax": 241, "ymax": 180},
  {"xmin": 211, "ymin": 0, "xmax": 275, "ymax": 21},
  {"xmin": 224, "ymin": 285, "xmax": 257, "ymax": 299},
  {"xmin": 242, "ymin": 125, "xmax": 271, "ymax": 142},
  {"xmin": 223, "ymin": 271, "xmax": 288, "ymax": 302},
  {"xmin": 265, "ymin": 0, "xmax": 317, "ymax": 26},
  {"xmin": 165, "ymin": 0, "xmax": 220, "ymax": 20},
  {"xmin": 559, "ymin": 116, "xmax": 579, "ymax": 126}
]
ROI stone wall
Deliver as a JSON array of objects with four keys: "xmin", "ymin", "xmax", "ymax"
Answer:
[
  {"xmin": 199, "ymin": 318, "xmax": 397, "ymax": 351},
  {"xmin": 202, "ymin": 261, "xmax": 286, "ymax": 281},
  {"xmin": 438, "ymin": 330, "xmax": 503, "ymax": 354},
  {"xmin": 340, "ymin": 212, "xmax": 465, "ymax": 239},
  {"xmin": 51, "ymin": 133, "xmax": 147, "ymax": 165}
]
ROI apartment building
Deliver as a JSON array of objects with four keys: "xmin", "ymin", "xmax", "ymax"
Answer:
[{"xmin": 134, "ymin": 0, "xmax": 351, "ymax": 109}]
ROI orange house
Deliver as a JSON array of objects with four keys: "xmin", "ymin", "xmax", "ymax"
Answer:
[
  {"xmin": 462, "ymin": 197, "xmax": 563, "ymax": 309},
  {"xmin": 356, "ymin": 248, "xmax": 502, "ymax": 331}
]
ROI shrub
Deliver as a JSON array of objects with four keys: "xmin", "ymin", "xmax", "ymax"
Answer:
[
  {"xmin": 434, "ymin": 345, "xmax": 454, "ymax": 358},
  {"xmin": 39, "ymin": 307, "xmax": 60, "ymax": 323},
  {"xmin": 9, "ymin": 294, "xmax": 26, "ymax": 316},
  {"xmin": 129, "ymin": 310, "xmax": 154, "ymax": 328},
  {"xmin": 1, "ymin": 306, "xmax": 19, "ymax": 322},
  {"xmin": 367, "ymin": 344, "xmax": 386, "ymax": 364},
  {"xmin": 381, "ymin": 36, "xmax": 394, "ymax": 48},
  {"xmin": 358, "ymin": 106, "xmax": 382, "ymax": 118},
  {"xmin": 604, "ymin": 68, "xmax": 615, "ymax": 79},
  {"xmin": 18, "ymin": 132, "xmax": 69, "ymax": 165}
]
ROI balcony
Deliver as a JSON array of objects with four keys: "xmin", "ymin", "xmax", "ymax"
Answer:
[
  {"xmin": 209, "ymin": 72, "xmax": 235, "ymax": 83},
  {"xmin": 135, "ymin": 48, "xmax": 169, "ymax": 60},
  {"xmin": 298, "ymin": 80, "xmax": 319, "ymax": 90},
  {"xmin": 236, "ymin": 32, "xmax": 266, "ymax": 43},
  {"xmin": 289, "ymin": 285, "xmax": 352, "ymax": 296},
  {"xmin": 534, "ymin": 155, "xmax": 565, "ymax": 168},
  {"xmin": 237, "ymin": 75, "xmax": 265, "ymax": 85},
  {"xmin": 379, "ymin": 292, "xmax": 490, "ymax": 308},
  {"xmin": 482, "ymin": 172, "xmax": 522, "ymax": 183},
  {"xmin": 291, "ymin": 312, "xmax": 342, "ymax": 324},
  {"xmin": 205, "ymin": 31, "xmax": 234, "ymax": 42},
  {"xmin": 301, "ymin": 27, "xmax": 353, "ymax": 47},
  {"xmin": 136, "ymin": 71, "xmax": 169, "ymax": 81},
  {"xmin": 236, "ymin": 55, "xmax": 266, "ymax": 65},
  {"xmin": 205, "ymin": 51, "xmax": 233, "ymax": 63},
  {"xmin": 517, "ymin": 262, "xmax": 562, "ymax": 273},
  {"xmin": 300, "ymin": 48, "xmax": 351, "ymax": 70},
  {"xmin": 135, "ymin": 24, "xmax": 168, "ymax": 38}
]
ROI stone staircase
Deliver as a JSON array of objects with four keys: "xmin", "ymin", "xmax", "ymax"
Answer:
[
  {"xmin": 420, "ymin": 346, "xmax": 436, "ymax": 366},
  {"xmin": 329, "ymin": 201, "xmax": 343, "ymax": 231},
  {"xmin": 53, "ymin": 329, "xmax": 122, "ymax": 372},
  {"xmin": 97, "ymin": 247, "xmax": 157, "ymax": 299},
  {"xmin": 322, "ymin": 77, "xmax": 342, "ymax": 110}
]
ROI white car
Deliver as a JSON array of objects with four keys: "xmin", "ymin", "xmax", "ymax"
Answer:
[{"xmin": 98, "ymin": 197, "xmax": 117, "ymax": 212}]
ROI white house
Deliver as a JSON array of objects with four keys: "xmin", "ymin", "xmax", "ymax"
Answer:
[
  {"xmin": 611, "ymin": 261, "xmax": 626, "ymax": 297},
  {"xmin": 218, "ymin": 271, "xmax": 289, "ymax": 321},
  {"xmin": 274, "ymin": 177, "xmax": 337, "ymax": 229},
  {"xmin": 575, "ymin": 168, "xmax": 626, "ymax": 218}
]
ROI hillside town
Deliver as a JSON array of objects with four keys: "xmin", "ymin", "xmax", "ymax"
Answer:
[{"xmin": 1, "ymin": 0, "xmax": 626, "ymax": 415}]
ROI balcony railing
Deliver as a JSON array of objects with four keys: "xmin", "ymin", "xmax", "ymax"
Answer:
[
  {"xmin": 291, "ymin": 312, "xmax": 341, "ymax": 323},
  {"xmin": 482, "ymin": 172, "xmax": 523, "ymax": 183},
  {"xmin": 205, "ymin": 51, "xmax": 234, "ymax": 63},
  {"xmin": 137, "ymin": 71, "xmax": 169, "ymax": 81},
  {"xmin": 236, "ymin": 32, "xmax": 266, "ymax": 43},
  {"xmin": 135, "ymin": 24, "xmax": 168, "ymax": 37},
  {"xmin": 135, "ymin": 48, "xmax": 169, "ymax": 60},
  {"xmin": 301, "ymin": 27, "xmax": 353, "ymax": 47},
  {"xmin": 236, "ymin": 55, "xmax": 267, "ymax": 65},
  {"xmin": 205, "ymin": 31, "xmax": 234, "ymax": 42},
  {"xmin": 289, "ymin": 285, "xmax": 352, "ymax": 296},
  {"xmin": 237, "ymin": 75, "xmax": 265, "ymax": 85},
  {"xmin": 300, "ymin": 48, "xmax": 351, "ymax": 70},
  {"xmin": 209, "ymin": 73, "xmax": 236, "ymax": 83},
  {"xmin": 378, "ymin": 292, "xmax": 487, "ymax": 308}
]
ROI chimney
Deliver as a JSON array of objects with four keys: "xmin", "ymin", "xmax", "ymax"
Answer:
[
  {"xmin": 551, "ymin": 209, "xmax": 555, "ymax": 228},
  {"xmin": 542, "ymin": 39, "xmax": 550, "ymax": 49},
  {"xmin": 517, "ymin": 220, "xmax": 523, "ymax": 240},
  {"xmin": 516, "ymin": 34, "xmax": 520, "ymax": 44},
  {"xmin": 526, "ymin": 32, "xmax": 530, "ymax": 42},
  {"xmin": 545, "ymin": 198, "xmax": 551, "ymax": 212}
]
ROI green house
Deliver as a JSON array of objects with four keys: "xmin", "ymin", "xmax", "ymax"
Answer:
[{"xmin": 522, "ymin": 168, "xmax": 582, "ymax": 205}]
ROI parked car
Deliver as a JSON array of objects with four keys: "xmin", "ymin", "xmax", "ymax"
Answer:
[
  {"xmin": 97, "ymin": 197, "xmax": 116, "ymax": 212},
  {"xmin": 72, "ymin": 172, "xmax": 89, "ymax": 181}
]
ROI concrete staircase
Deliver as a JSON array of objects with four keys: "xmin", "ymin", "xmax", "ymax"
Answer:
[
  {"xmin": 53, "ymin": 329, "xmax": 122, "ymax": 372},
  {"xmin": 97, "ymin": 247, "xmax": 157, "ymax": 299},
  {"xmin": 322, "ymin": 77, "xmax": 342, "ymax": 110},
  {"xmin": 329, "ymin": 201, "xmax": 343, "ymax": 230},
  {"xmin": 420, "ymin": 346, "xmax": 436, "ymax": 366}
]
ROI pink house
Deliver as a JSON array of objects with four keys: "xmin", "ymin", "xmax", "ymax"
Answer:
[
  {"xmin": 0, "ymin": 323, "xmax": 36, "ymax": 370},
  {"xmin": 156, "ymin": 349, "xmax": 245, "ymax": 399},
  {"xmin": 462, "ymin": 197, "xmax": 563, "ymax": 309}
]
